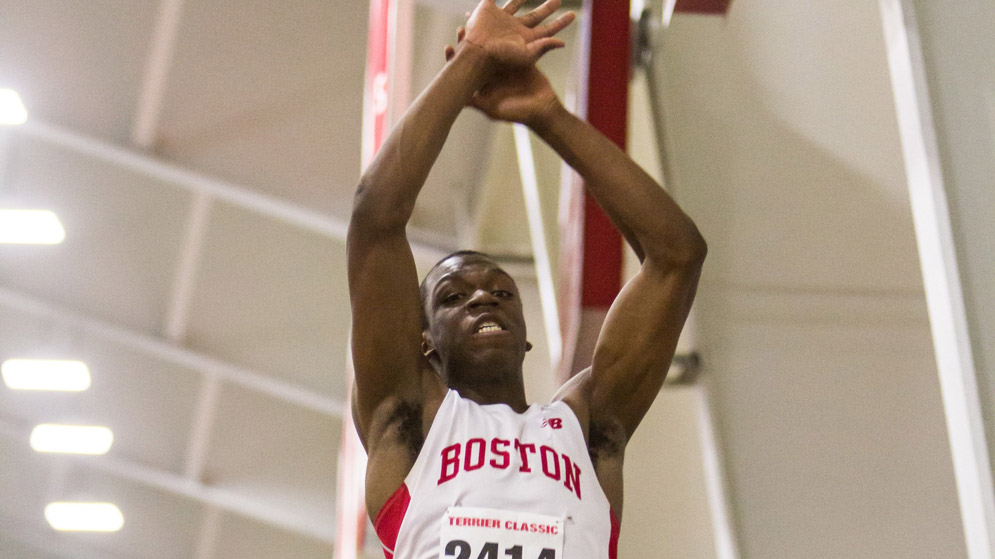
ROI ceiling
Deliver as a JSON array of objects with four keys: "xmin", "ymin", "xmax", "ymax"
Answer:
[
  {"xmin": 0, "ymin": 1, "xmax": 580, "ymax": 558},
  {"xmin": 1, "ymin": 0, "xmax": 971, "ymax": 558}
]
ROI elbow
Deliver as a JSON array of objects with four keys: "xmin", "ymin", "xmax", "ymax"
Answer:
[
  {"xmin": 349, "ymin": 178, "xmax": 408, "ymax": 240},
  {"xmin": 648, "ymin": 223, "xmax": 708, "ymax": 272},
  {"xmin": 683, "ymin": 226, "xmax": 708, "ymax": 267}
]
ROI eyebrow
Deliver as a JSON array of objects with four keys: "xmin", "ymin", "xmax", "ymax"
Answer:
[{"xmin": 431, "ymin": 267, "xmax": 513, "ymax": 297}]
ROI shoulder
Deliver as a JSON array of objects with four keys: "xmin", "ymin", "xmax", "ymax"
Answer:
[
  {"xmin": 551, "ymin": 368, "xmax": 627, "ymax": 514},
  {"xmin": 552, "ymin": 368, "xmax": 592, "ymax": 442}
]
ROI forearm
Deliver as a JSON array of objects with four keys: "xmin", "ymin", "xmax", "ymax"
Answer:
[
  {"xmin": 351, "ymin": 43, "xmax": 493, "ymax": 234},
  {"xmin": 532, "ymin": 103, "xmax": 706, "ymax": 266}
]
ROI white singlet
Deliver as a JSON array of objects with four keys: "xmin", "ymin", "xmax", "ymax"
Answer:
[{"xmin": 374, "ymin": 389, "xmax": 619, "ymax": 559}]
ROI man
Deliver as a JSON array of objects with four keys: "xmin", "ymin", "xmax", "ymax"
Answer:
[{"xmin": 347, "ymin": 0, "xmax": 706, "ymax": 557}]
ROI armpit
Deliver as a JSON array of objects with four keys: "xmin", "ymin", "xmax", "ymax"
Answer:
[
  {"xmin": 587, "ymin": 418, "xmax": 627, "ymax": 466},
  {"xmin": 385, "ymin": 400, "xmax": 425, "ymax": 461}
]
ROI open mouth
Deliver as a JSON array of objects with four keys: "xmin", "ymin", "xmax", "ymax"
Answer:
[{"xmin": 474, "ymin": 321, "xmax": 505, "ymax": 334}]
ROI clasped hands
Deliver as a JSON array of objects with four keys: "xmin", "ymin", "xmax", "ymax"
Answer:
[{"xmin": 445, "ymin": 0, "xmax": 575, "ymax": 127}]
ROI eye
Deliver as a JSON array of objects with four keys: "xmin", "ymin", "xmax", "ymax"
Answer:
[
  {"xmin": 493, "ymin": 290, "xmax": 513, "ymax": 299},
  {"xmin": 441, "ymin": 292, "xmax": 464, "ymax": 304}
]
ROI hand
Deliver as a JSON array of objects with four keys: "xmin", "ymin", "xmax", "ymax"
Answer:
[
  {"xmin": 455, "ymin": 0, "xmax": 575, "ymax": 70},
  {"xmin": 468, "ymin": 67, "xmax": 561, "ymax": 127}
]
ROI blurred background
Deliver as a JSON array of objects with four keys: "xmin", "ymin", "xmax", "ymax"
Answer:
[{"xmin": 1, "ymin": 0, "xmax": 993, "ymax": 558}]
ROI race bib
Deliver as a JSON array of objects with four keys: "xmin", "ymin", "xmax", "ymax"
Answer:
[{"xmin": 440, "ymin": 507, "xmax": 564, "ymax": 559}]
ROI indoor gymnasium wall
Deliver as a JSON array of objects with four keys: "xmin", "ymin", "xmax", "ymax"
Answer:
[{"xmin": 618, "ymin": 1, "xmax": 970, "ymax": 557}]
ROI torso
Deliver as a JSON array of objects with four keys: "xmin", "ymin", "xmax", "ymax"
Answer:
[{"xmin": 372, "ymin": 390, "xmax": 619, "ymax": 559}]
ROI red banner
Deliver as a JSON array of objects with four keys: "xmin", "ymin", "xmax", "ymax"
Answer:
[
  {"xmin": 337, "ymin": 1, "xmax": 395, "ymax": 558},
  {"xmin": 362, "ymin": 0, "xmax": 393, "ymax": 170}
]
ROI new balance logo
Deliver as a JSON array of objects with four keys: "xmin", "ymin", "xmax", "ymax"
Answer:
[{"xmin": 542, "ymin": 418, "xmax": 563, "ymax": 430}]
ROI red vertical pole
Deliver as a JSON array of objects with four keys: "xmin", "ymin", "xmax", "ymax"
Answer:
[
  {"xmin": 362, "ymin": 0, "xmax": 393, "ymax": 169},
  {"xmin": 581, "ymin": 0, "xmax": 629, "ymax": 307},
  {"xmin": 559, "ymin": 0, "xmax": 630, "ymax": 378},
  {"xmin": 336, "ymin": 1, "xmax": 394, "ymax": 558},
  {"xmin": 675, "ymin": 0, "xmax": 732, "ymax": 14}
]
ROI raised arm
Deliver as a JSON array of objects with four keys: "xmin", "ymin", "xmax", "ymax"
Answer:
[
  {"xmin": 534, "ymin": 100, "xmax": 705, "ymax": 438},
  {"xmin": 347, "ymin": 0, "xmax": 575, "ymax": 441},
  {"xmin": 348, "ymin": 43, "xmax": 489, "ymax": 440},
  {"xmin": 467, "ymin": 68, "xmax": 706, "ymax": 440}
]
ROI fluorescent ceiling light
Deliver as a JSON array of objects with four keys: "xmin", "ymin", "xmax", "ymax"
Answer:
[
  {"xmin": 44, "ymin": 502, "xmax": 124, "ymax": 532},
  {"xmin": 31, "ymin": 424, "xmax": 114, "ymax": 455},
  {"xmin": 1, "ymin": 359, "xmax": 91, "ymax": 391},
  {"xmin": 0, "ymin": 209, "xmax": 66, "ymax": 244},
  {"xmin": 0, "ymin": 89, "xmax": 28, "ymax": 125}
]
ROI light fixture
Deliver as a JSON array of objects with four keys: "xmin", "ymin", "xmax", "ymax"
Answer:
[
  {"xmin": 30, "ymin": 424, "xmax": 113, "ymax": 455},
  {"xmin": 0, "ymin": 89, "xmax": 28, "ymax": 126},
  {"xmin": 44, "ymin": 502, "xmax": 124, "ymax": 532},
  {"xmin": 0, "ymin": 209, "xmax": 66, "ymax": 244},
  {"xmin": 1, "ymin": 359, "xmax": 91, "ymax": 391}
]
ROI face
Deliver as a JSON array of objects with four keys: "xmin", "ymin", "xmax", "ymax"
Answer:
[{"xmin": 422, "ymin": 254, "xmax": 528, "ymax": 373}]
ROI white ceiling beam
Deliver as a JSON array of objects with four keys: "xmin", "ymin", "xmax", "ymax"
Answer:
[
  {"xmin": 13, "ymin": 121, "xmax": 540, "ymax": 274},
  {"xmin": 85, "ymin": 453, "xmax": 336, "ymax": 545},
  {"xmin": 164, "ymin": 192, "xmax": 220, "ymax": 559},
  {"xmin": 193, "ymin": 505, "xmax": 222, "ymax": 559},
  {"xmin": 164, "ymin": 193, "xmax": 213, "ymax": 343},
  {"xmin": 0, "ymin": 422, "xmax": 335, "ymax": 545},
  {"xmin": 16, "ymin": 121, "xmax": 448, "ymax": 263},
  {"xmin": 186, "ymin": 383, "xmax": 222, "ymax": 559},
  {"xmin": 662, "ymin": 0, "xmax": 677, "ymax": 27},
  {"xmin": 693, "ymin": 385, "xmax": 741, "ymax": 559},
  {"xmin": 132, "ymin": 0, "xmax": 186, "ymax": 149},
  {"xmin": 183, "ymin": 375, "xmax": 221, "ymax": 480},
  {"xmin": 879, "ymin": 1, "xmax": 995, "ymax": 556},
  {"xmin": 0, "ymin": 285, "xmax": 346, "ymax": 419},
  {"xmin": 513, "ymin": 124, "xmax": 561, "ymax": 368},
  {"xmin": 0, "ymin": 516, "xmax": 130, "ymax": 559}
]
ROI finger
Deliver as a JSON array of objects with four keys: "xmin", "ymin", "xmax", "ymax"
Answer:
[
  {"xmin": 457, "ymin": 26, "xmax": 466, "ymax": 43},
  {"xmin": 445, "ymin": 44, "xmax": 455, "ymax": 61},
  {"xmin": 519, "ymin": 0, "xmax": 561, "ymax": 28},
  {"xmin": 526, "ymin": 37, "xmax": 565, "ymax": 60},
  {"xmin": 531, "ymin": 10, "xmax": 575, "ymax": 38},
  {"xmin": 501, "ymin": 0, "xmax": 528, "ymax": 15}
]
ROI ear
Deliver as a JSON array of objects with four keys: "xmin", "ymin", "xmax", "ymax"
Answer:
[
  {"xmin": 421, "ymin": 331, "xmax": 437, "ymax": 358},
  {"xmin": 525, "ymin": 341, "xmax": 533, "ymax": 352}
]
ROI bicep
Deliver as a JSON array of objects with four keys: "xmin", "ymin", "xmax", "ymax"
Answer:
[
  {"xmin": 347, "ymin": 227, "xmax": 426, "ymax": 435},
  {"xmin": 589, "ymin": 259, "xmax": 703, "ymax": 437}
]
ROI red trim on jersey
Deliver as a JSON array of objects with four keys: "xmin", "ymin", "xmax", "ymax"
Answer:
[
  {"xmin": 609, "ymin": 509, "xmax": 621, "ymax": 559},
  {"xmin": 374, "ymin": 483, "xmax": 411, "ymax": 559}
]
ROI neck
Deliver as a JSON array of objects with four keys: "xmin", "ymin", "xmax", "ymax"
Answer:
[{"xmin": 443, "ymin": 362, "xmax": 528, "ymax": 413}]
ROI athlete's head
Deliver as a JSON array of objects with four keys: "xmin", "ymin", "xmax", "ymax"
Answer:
[{"xmin": 419, "ymin": 250, "xmax": 529, "ymax": 382}]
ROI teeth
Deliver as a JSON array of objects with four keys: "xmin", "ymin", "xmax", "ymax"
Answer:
[{"xmin": 476, "ymin": 323, "xmax": 503, "ymax": 333}]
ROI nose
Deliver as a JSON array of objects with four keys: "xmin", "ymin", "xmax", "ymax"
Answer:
[{"xmin": 467, "ymin": 289, "xmax": 498, "ymax": 308}]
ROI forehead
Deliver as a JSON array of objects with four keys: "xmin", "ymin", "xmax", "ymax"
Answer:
[{"xmin": 426, "ymin": 255, "xmax": 513, "ymax": 290}]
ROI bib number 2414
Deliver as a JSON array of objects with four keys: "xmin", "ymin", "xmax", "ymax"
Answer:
[
  {"xmin": 444, "ymin": 540, "xmax": 555, "ymax": 559},
  {"xmin": 440, "ymin": 508, "xmax": 564, "ymax": 559}
]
